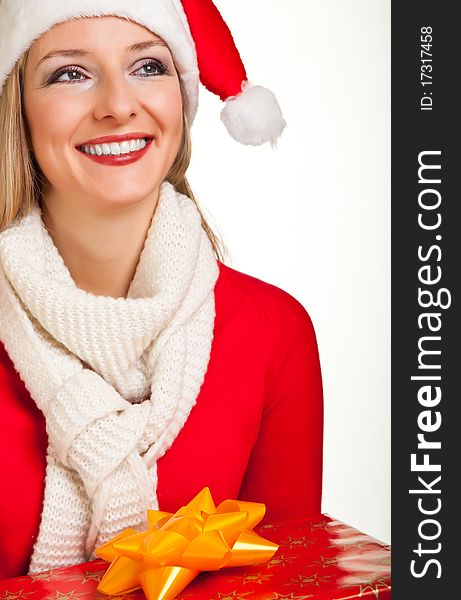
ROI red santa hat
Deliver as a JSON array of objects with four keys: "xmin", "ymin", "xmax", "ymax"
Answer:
[{"xmin": 0, "ymin": 0, "xmax": 286, "ymax": 146}]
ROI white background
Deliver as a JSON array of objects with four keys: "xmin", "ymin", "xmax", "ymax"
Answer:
[{"xmin": 188, "ymin": 0, "xmax": 390, "ymax": 544}]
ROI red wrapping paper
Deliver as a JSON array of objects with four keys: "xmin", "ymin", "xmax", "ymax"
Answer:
[{"xmin": 0, "ymin": 515, "xmax": 391, "ymax": 599}]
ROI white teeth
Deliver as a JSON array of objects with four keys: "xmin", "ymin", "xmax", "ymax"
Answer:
[
  {"xmin": 119, "ymin": 141, "xmax": 131, "ymax": 154},
  {"xmin": 81, "ymin": 138, "xmax": 149, "ymax": 156}
]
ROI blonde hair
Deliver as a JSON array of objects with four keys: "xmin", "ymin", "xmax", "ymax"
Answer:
[{"xmin": 0, "ymin": 49, "xmax": 226, "ymax": 263}]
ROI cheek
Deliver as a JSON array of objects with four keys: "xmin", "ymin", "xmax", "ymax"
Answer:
[
  {"xmin": 24, "ymin": 93, "xmax": 78, "ymax": 162},
  {"xmin": 151, "ymin": 83, "xmax": 183, "ymax": 140},
  {"xmin": 169, "ymin": 89, "xmax": 184, "ymax": 134},
  {"xmin": 166, "ymin": 91, "xmax": 184, "ymax": 162}
]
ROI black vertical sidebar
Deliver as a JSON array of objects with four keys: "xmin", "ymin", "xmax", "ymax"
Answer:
[{"xmin": 392, "ymin": 2, "xmax": 457, "ymax": 598}]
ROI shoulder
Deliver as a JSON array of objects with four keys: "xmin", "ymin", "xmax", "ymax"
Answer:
[{"xmin": 214, "ymin": 261, "xmax": 317, "ymax": 345}]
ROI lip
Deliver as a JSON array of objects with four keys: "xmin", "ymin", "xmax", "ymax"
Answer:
[
  {"xmin": 77, "ymin": 132, "xmax": 153, "ymax": 146},
  {"xmin": 76, "ymin": 137, "xmax": 154, "ymax": 167}
]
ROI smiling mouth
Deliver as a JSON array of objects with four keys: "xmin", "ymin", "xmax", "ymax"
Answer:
[{"xmin": 77, "ymin": 137, "xmax": 154, "ymax": 157}]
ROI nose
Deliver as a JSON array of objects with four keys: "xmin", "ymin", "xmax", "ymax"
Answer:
[{"xmin": 92, "ymin": 71, "xmax": 139, "ymax": 123}]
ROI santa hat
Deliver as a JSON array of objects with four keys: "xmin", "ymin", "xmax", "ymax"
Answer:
[{"xmin": 0, "ymin": 0, "xmax": 286, "ymax": 146}]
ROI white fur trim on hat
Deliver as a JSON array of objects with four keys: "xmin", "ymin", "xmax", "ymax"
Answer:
[{"xmin": 0, "ymin": 0, "xmax": 200, "ymax": 123}]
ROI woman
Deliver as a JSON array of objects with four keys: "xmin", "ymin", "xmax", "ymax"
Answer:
[{"xmin": 0, "ymin": 0, "xmax": 323, "ymax": 580}]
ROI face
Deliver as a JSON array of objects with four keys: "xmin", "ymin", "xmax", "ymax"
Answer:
[{"xmin": 22, "ymin": 16, "xmax": 183, "ymax": 212}]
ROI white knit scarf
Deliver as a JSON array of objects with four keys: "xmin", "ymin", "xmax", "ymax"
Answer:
[{"xmin": 0, "ymin": 181, "xmax": 219, "ymax": 573}]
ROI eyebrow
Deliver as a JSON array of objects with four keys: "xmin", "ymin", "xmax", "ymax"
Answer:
[{"xmin": 36, "ymin": 40, "xmax": 167, "ymax": 69}]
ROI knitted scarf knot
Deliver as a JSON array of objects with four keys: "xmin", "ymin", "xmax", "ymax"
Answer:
[{"xmin": 0, "ymin": 181, "xmax": 219, "ymax": 573}]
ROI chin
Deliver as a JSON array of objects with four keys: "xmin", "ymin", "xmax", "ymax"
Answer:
[{"xmin": 92, "ymin": 184, "xmax": 160, "ymax": 210}]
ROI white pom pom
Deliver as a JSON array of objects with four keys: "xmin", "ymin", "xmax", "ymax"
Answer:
[{"xmin": 220, "ymin": 82, "xmax": 287, "ymax": 146}]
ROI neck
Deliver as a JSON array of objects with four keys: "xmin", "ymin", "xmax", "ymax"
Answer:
[{"xmin": 40, "ymin": 188, "xmax": 160, "ymax": 298}]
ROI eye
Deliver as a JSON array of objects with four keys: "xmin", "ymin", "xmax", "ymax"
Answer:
[
  {"xmin": 47, "ymin": 66, "xmax": 87, "ymax": 85},
  {"xmin": 46, "ymin": 59, "xmax": 170, "ymax": 86},
  {"xmin": 132, "ymin": 59, "xmax": 169, "ymax": 77}
]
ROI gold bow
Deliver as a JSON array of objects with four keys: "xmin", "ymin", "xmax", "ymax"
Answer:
[{"xmin": 96, "ymin": 487, "xmax": 279, "ymax": 600}]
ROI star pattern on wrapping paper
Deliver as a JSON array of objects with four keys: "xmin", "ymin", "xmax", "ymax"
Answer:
[
  {"xmin": 215, "ymin": 592, "xmax": 253, "ymax": 600},
  {"xmin": 373, "ymin": 553, "xmax": 392, "ymax": 567},
  {"xmin": 271, "ymin": 593, "xmax": 314, "ymax": 599},
  {"xmin": 15, "ymin": 572, "xmax": 53, "ymax": 584},
  {"xmin": 307, "ymin": 519, "xmax": 330, "ymax": 530},
  {"xmin": 264, "ymin": 554, "xmax": 296, "ymax": 569},
  {"xmin": 309, "ymin": 555, "xmax": 342, "ymax": 568},
  {"xmin": 43, "ymin": 591, "xmax": 88, "ymax": 600},
  {"xmin": 359, "ymin": 579, "xmax": 391, "ymax": 599},
  {"xmin": 336, "ymin": 574, "xmax": 391, "ymax": 591},
  {"xmin": 29, "ymin": 573, "xmax": 54, "ymax": 583},
  {"xmin": 327, "ymin": 541, "xmax": 373, "ymax": 551},
  {"xmin": 280, "ymin": 536, "xmax": 314, "ymax": 550},
  {"xmin": 286, "ymin": 572, "xmax": 333, "ymax": 588},
  {"xmin": 63, "ymin": 570, "xmax": 106, "ymax": 584},
  {"xmin": 227, "ymin": 572, "xmax": 274, "ymax": 585},
  {"xmin": 1, "ymin": 591, "xmax": 35, "ymax": 600},
  {"xmin": 93, "ymin": 595, "xmax": 136, "ymax": 600}
]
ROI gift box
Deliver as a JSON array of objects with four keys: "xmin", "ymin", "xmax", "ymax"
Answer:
[{"xmin": 0, "ymin": 515, "xmax": 391, "ymax": 599}]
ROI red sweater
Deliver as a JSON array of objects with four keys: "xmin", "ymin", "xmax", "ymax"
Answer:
[{"xmin": 0, "ymin": 261, "xmax": 323, "ymax": 579}]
